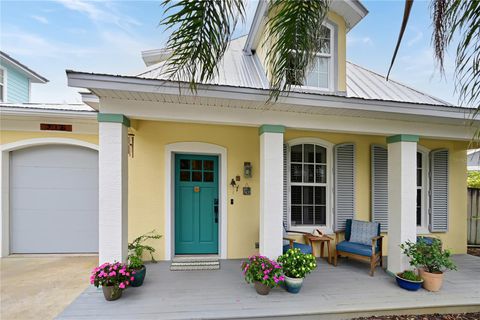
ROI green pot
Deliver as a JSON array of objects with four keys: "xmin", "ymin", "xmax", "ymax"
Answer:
[{"xmin": 131, "ymin": 265, "xmax": 146, "ymax": 287}]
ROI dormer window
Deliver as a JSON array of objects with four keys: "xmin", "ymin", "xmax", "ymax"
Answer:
[{"xmin": 286, "ymin": 24, "xmax": 334, "ymax": 91}]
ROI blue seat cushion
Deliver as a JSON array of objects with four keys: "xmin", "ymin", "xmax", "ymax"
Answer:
[
  {"xmin": 336, "ymin": 241, "xmax": 378, "ymax": 257},
  {"xmin": 283, "ymin": 242, "xmax": 312, "ymax": 255}
]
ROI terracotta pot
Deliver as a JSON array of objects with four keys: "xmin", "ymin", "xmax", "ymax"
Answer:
[
  {"xmin": 284, "ymin": 276, "xmax": 304, "ymax": 294},
  {"xmin": 254, "ymin": 281, "xmax": 271, "ymax": 295},
  {"xmin": 102, "ymin": 285, "xmax": 123, "ymax": 301},
  {"xmin": 419, "ymin": 268, "xmax": 444, "ymax": 292}
]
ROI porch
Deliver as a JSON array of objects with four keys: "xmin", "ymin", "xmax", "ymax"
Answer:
[{"xmin": 58, "ymin": 255, "xmax": 480, "ymax": 320}]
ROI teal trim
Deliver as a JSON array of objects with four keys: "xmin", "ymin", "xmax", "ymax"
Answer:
[
  {"xmin": 258, "ymin": 124, "xmax": 285, "ymax": 135},
  {"xmin": 97, "ymin": 113, "xmax": 130, "ymax": 127},
  {"xmin": 386, "ymin": 134, "xmax": 419, "ymax": 144}
]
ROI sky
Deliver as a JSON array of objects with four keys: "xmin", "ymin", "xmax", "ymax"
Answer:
[{"xmin": 0, "ymin": 0, "xmax": 460, "ymax": 104}]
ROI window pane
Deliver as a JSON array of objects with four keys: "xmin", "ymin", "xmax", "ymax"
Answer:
[
  {"xmin": 416, "ymin": 189, "xmax": 422, "ymax": 226},
  {"xmin": 315, "ymin": 165, "xmax": 326, "ymax": 183},
  {"xmin": 0, "ymin": 69, "xmax": 3, "ymax": 83},
  {"xmin": 303, "ymin": 206, "xmax": 314, "ymax": 225},
  {"xmin": 291, "ymin": 164, "xmax": 303, "ymax": 182},
  {"xmin": 180, "ymin": 159, "xmax": 190, "ymax": 170},
  {"xmin": 315, "ymin": 186, "xmax": 326, "ymax": 205},
  {"xmin": 318, "ymin": 26, "xmax": 331, "ymax": 54},
  {"xmin": 315, "ymin": 145, "xmax": 326, "ymax": 163},
  {"xmin": 304, "ymin": 164, "xmax": 315, "ymax": 183},
  {"xmin": 304, "ymin": 144, "xmax": 315, "ymax": 163},
  {"xmin": 417, "ymin": 169, "xmax": 422, "ymax": 187},
  {"xmin": 192, "ymin": 160, "xmax": 202, "ymax": 170},
  {"xmin": 291, "ymin": 186, "xmax": 302, "ymax": 204},
  {"xmin": 192, "ymin": 171, "xmax": 202, "ymax": 182},
  {"xmin": 318, "ymin": 58, "xmax": 329, "ymax": 88},
  {"xmin": 291, "ymin": 145, "xmax": 303, "ymax": 162},
  {"xmin": 180, "ymin": 171, "xmax": 190, "ymax": 181},
  {"xmin": 203, "ymin": 172, "xmax": 213, "ymax": 182},
  {"xmin": 314, "ymin": 206, "xmax": 326, "ymax": 225},
  {"xmin": 303, "ymin": 186, "xmax": 313, "ymax": 204},
  {"xmin": 203, "ymin": 160, "xmax": 214, "ymax": 171},
  {"xmin": 291, "ymin": 206, "xmax": 302, "ymax": 225},
  {"xmin": 417, "ymin": 152, "xmax": 422, "ymax": 168}
]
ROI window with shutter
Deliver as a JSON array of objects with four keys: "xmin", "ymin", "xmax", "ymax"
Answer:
[
  {"xmin": 429, "ymin": 149, "xmax": 449, "ymax": 232},
  {"xmin": 371, "ymin": 145, "xmax": 388, "ymax": 232},
  {"xmin": 283, "ymin": 144, "xmax": 288, "ymax": 226},
  {"xmin": 334, "ymin": 143, "xmax": 355, "ymax": 231}
]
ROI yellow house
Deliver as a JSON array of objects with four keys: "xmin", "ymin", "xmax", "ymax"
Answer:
[{"xmin": 0, "ymin": 0, "xmax": 475, "ymax": 276}]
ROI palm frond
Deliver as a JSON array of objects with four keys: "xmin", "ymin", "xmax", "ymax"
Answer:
[
  {"xmin": 386, "ymin": 0, "xmax": 414, "ymax": 81},
  {"xmin": 264, "ymin": 0, "xmax": 330, "ymax": 101},
  {"xmin": 160, "ymin": 0, "xmax": 245, "ymax": 91}
]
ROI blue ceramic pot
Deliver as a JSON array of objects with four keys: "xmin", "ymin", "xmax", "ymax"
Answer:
[
  {"xmin": 284, "ymin": 276, "xmax": 304, "ymax": 294},
  {"xmin": 131, "ymin": 266, "xmax": 146, "ymax": 287},
  {"xmin": 395, "ymin": 273, "xmax": 423, "ymax": 291}
]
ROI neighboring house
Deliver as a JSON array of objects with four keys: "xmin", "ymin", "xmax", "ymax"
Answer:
[
  {"xmin": 0, "ymin": 51, "xmax": 48, "ymax": 103},
  {"xmin": 0, "ymin": 0, "xmax": 475, "ymax": 275},
  {"xmin": 468, "ymin": 149, "xmax": 480, "ymax": 171}
]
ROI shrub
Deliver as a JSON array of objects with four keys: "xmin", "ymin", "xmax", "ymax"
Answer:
[
  {"xmin": 128, "ymin": 230, "xmax": 162, "ymax": 270},
  {"xmin": 277, "ymin": 248, "xmax": 317, "ymax": 279},
  {"xmin": 468, "ymin": 171, "xmax": 480, "ymax": 188},
  {"xmin": 241, "ymin": 255, "xmax": 284, "ymax": 288},
  {"xmin": 400, "ymin": 238, "xmax": 457, "ymax": 273},
  {"xmin": 398, "ymin": 270, "xmax": 422, "ymax": 281}
]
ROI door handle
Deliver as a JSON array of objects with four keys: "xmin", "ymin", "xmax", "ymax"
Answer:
[{"xmin": 214, "ymin": 198, "xmax": 218, "ymax": 223}]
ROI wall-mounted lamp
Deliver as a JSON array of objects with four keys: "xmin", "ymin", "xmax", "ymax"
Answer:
[{"xmin": 244, "ymin": 162, "xmax": 252, "ymax": 178}]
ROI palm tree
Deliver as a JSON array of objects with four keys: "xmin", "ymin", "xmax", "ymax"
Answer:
[{"xmin": 161, "ymin": 0, "xmax": 479, "ymax": 108}]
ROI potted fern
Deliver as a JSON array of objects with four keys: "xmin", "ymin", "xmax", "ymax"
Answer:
[
  {"xmin": 128, "ymin": 230, "xmax": 162, "ymax": 287},
  {"xmin": 400, "ymin": 238, "xmax": 457, "ymax": 292}
]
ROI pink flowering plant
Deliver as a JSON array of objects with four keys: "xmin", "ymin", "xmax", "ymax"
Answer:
[
  {"xmin": 241, "ymin": 255, "xmax": 284, "ymax": 288},
  {"xmin": 90, "ymin": 262, "xmax": 135, "ymax": 295},
  {"xmin": 277, "ymin": 248, "xmax": 317, "ymax": 279}
]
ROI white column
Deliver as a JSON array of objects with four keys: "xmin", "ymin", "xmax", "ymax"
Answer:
[
  {"xmin": 387, "ymin": 134, "xmax": 418, "ymax": 274},
  {"xmin": 259, "ymin": 125, "xmax": 285, "ymax": 259},
  {"xmin": 98, "ymin": 114, "xmax": 130, "ymax": 263}
]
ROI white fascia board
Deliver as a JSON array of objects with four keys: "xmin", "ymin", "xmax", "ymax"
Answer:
[
  {"xmin": 67, "ymin": 71, "xmax": 473, "ymax": 123},
  {"xmin": 243, "ymin": 0, "xmax": 268, "ymax": 53},
  {"xmin": 0, "ymin": 106, "xmax": 97, "ymax": 119}
]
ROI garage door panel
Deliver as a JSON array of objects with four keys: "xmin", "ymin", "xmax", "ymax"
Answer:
[
  {"xmin": 11, "ymin": 167, "xmax": 98, "ymax": 189},
  {"xmin": 10, "ymin": 145, "xmax": 99, "ymax": 254}
]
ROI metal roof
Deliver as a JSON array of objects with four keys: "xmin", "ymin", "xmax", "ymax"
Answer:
[
  {"xmin": 0, "ymin": 103, "xmax": 95, "ymax": 112},
  {"xmin": 137, "ymin": 36, "xmax": 453, "ymax": 107}
]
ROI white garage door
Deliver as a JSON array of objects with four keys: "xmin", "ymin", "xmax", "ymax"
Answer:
[{"xmin": 10, "ymin": 145, "xmax": 98, "ymax": 253}]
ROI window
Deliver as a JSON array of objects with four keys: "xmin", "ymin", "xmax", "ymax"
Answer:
[
  {"xmin": 416, "ymin": 149, "xmax": 429, "ymax": 230},
  {"xmin": 0, "ymin": 68, "xmax": 4, "ymax": 102},
  {"xmin": 289, "ymin": 143, "xmax": 329, "ymax": 226},
  {"xmin": 286, "ymin": 24, "xmax": 333, "ymax": 90}
]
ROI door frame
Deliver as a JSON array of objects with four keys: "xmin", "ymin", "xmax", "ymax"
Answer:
[
  {"xmin": 0, "ymin": 138, "xmax": 99, "ymax": 257},
  {"xmin": 165, "ymin": 142, "xmax": 227, "ymax": 260}
]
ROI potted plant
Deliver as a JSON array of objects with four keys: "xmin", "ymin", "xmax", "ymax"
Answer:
[
  {"xmin": 241, "ymin": 255, "xmax": 284, "ymax": 295},
  {"xmin": 395, "ymin": 270, "xmax": 423, "ymax": 291},
  {"xmin": 90, "ymin": 262, "xmax": 134, "ymax": 301},
  {"xmin": 277, "ymin": 248, "xmax": 317, "ymax": 294},
  {"xmin": 400, "ymin": 238, "xmax": 457, "ymax": 292},
  {"xmin": 128, "ymin": 230, "xmax": 162, "ymax": 287}
]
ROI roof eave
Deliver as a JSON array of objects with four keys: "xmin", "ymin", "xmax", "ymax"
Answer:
[{"xmin": 0, "ymin": 52, "xmax": 48, "ymax": 83}]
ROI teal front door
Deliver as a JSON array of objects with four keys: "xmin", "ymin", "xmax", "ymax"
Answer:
[{"xmin": 175, "ymin": 154, "xmax": 219, "ymax": 254}]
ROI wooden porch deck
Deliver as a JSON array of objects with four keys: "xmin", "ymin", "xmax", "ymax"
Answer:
[{"xmin": 57, "ymin": 255, "xmax": 480, "ymax": 320}]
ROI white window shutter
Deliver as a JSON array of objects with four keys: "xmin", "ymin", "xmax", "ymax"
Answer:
[
  {"xmin": 429, "ymin": 149, "xmax": 449, "ymax": 232},
  {"xmin": 371, "ymin": 145, "xmax": 388, "ymax": 232},
  {"xmin": 283, "ymin": 143, "xmax": 288, "ymax": 226},
  {"xmin": 334, "ymin": 143, "xmax": 355, "ymax": 231}
]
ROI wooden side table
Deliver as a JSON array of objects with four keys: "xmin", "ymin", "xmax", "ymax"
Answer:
[{"xmin": 304, "ymin": 233, "xmax": 333, "ymax": 264}]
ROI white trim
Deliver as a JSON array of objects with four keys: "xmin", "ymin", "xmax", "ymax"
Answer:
[
  {"xmin": 416, "ymin": 145, "xmax": 430, "ymax": 234},
  {"xmin": 0, "ymin": 66, "xmax": 7, "ymax": 103},
  {"xmin": 285, "ymin": 137, "xmax": 334, "ymax": 234},
  {"xmin": 0, "ymin": 53, "xmax": 47, "ymax": 83},
  {"xmin": 164, "ymin": 142, "xmax": 227, "ymax": 260},
  {"xmin": 0, "ymin": 138, "xmax": 98, "ymax": 257}
]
